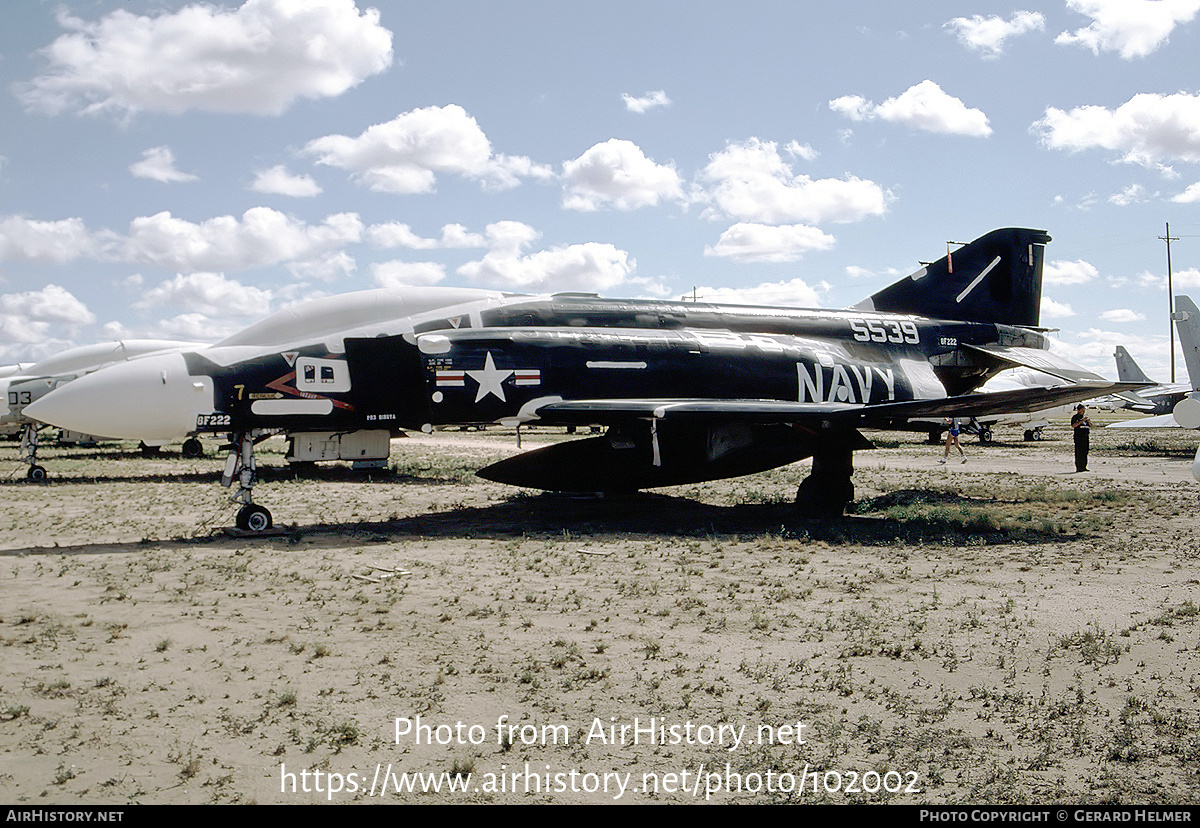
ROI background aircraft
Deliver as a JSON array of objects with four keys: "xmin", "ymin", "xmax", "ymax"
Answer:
[
  {"xmin": 1112, "ymin": 345, "xmax": 1193, "ymax": 415},
  {"xmin": 1110, "ymin": 296, "xmax": 1200, "ymax": 431},
  {"xmin": 27, "ymin": 228, "xmax": 1140, "ymax": 529},
  {"xmin": 3, "ymin": 340, "xmax": 203, "ymax": 479}
]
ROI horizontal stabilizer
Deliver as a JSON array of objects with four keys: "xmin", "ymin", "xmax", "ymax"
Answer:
[
  {"xmin": 1116, "ymin": 395, "xmax": 1157, "ymax": 411},
  {"xmin": 962, "ymin": 344, "xmax": 1112, "ymax": 383}
]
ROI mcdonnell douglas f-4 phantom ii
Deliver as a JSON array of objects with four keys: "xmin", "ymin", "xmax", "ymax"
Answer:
[
  {"xmin": 26, "ymin": 228, "xmax": 1141, "ymax": 530},
  {"xmin": 1112, "ymin": 345, "xmax": 1195, "ymax": 416},
  {"xmin": 1110, "ymin": 295, "xmax": 1200, "ymax": 431}
]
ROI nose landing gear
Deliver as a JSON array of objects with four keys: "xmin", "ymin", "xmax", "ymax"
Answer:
[{"xmin": 222, "ymin": 431, "xmax": 274, "ymax": 532}]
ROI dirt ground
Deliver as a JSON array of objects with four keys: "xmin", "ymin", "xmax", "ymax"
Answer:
[{"xmin": 1, "ymin": 417, "xmax": 1198, "ymax": 804}]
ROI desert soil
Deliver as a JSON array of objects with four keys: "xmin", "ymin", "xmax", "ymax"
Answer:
[{"xmin": 1, "ymin": 417, "xmax": 1198, "ymax": 804}]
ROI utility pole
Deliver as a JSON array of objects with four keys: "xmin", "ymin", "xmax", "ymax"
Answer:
[{"xmin": 1160, "ymin": 222, "xmax": 1180, "ymax": 382}]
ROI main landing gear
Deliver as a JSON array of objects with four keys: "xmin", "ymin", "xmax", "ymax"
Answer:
[
  {"xmin": 795, "ymin": 447, "xmax": 854, "ymax": 518},
  {"xmin": 794, "ymin": 427, "xmax": 866, "ymax": 518},
  {"xmin": 221, "ymin": 431, "xmax": 273, "ymax": 531}
]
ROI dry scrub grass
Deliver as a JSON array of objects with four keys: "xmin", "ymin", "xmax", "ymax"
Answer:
[{"xmin": 1, "ymin": 421, "xmax": 1198, "ymax": 804}]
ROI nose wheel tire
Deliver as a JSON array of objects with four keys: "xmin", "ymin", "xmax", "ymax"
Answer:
[
  {"xmin": 26, "ymin": 465, "xmax": 47, "ymax": 482},
  {"xmin": 236, "ymin": 504, "xmax": 273, "ymax": 532}
]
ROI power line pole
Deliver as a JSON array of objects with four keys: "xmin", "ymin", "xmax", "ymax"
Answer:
[{"xmin": 1160, "ymin": 222, "xmax": 1180, "ymax": 382}]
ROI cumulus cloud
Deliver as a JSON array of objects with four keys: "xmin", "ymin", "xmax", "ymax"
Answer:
[
  {"xmin": 0, "ymin": 216, "xmax": 103, "ymax": 263},
  {"xmin": 1108, "ymin": 183, "xmax": 1149, "ymax": 205},
  {"xmin": 101, "ymin": 313, "xmax": 242, "ymax": 344},
  {"xmin": 1032, "ymin": 91, "xmax": 1200, "ymax": 166},
  {"xmin": 0, "ymin": 284, "xmax": 96, "ymax": 344},
  {"xmin": 121, "ymin": 208, "xmax": 363, "ymax": 272},
  {"xmin": 305, "ymin": 104, "xmax": 551, "ymax": 193},
  {"xmin": 129, "ymin": 146, "xmax": 198, "ymax": 183},
  {"xmin": 1172, "ymin": 181, "xmax": 1200, "ymax": 202},
  {"xmin": 1101, "ymin": 308, "xmax": 1146, "ymax": 322},
  {"xmin": 945, "ymin": 11, "xmax": 1045, "ymax": 57},
  {"xmin": 17, "ymin": 0, "xmax": 393, "ymax": 117},
  {"xmin": 1157, "ymin": 267, "xmax": 1200, "ymax": 289},
  {"xmin": 785, "ymin": 141, "xmax": 818, "ymax": 162},
  {"xmin": 830, "ymin": 80, "xmax": 992, "ymax": 137},
  {"xmin": 457, "ymin": 222, "xmax": 634, "ymax": 293},
  {"xmin": 622, "ymin": 90, "xmax": 671, "ymax": 113},
  {"xmin": 370, "ymin": 261, "xmax": 447, "ymax": 287},
  {"xmin": 287, "ymin": 251, "xmax": 356, "ymax": 282},
  {"xmin": 135, "ymin": 272, "xmax": 272, "ymax": 318},
  {"xmin": 250, "ymin": 165, "xmax": 322, "ymax": 197},
  {"xmin": 1041, "ymin": 297, "xmax": 1076, "ymax": 318},
  {"xmin": 684, "ymin": 279, "xmax": 825, "ymax": 308},
  {"xmin": 1055, "ymin": 0, "xmax": 1200, "ymax": 59},
  {"xmin": 698, "ymin": 138, "xmax": 888, "ymax": 224},
  {"xmin": 704, "ymin": 223, "xmax": 835, "ymax": 263},
  {"xmin": 1052, "ymin": 327, "xmax": 1170, "ymax": 377},
  {"xmin": 367, "ymin": 222, "xmax": 485, "ymax": 249},
  {"xmin": 1043, "ymin": 259, "xmax": 1099, "ymax": 286},
  {"xmin": 562, "ymin": 139, "xmax": 684, "ymax": 211}
]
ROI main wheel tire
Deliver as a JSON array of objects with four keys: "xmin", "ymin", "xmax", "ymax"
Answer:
[
  {"xmin": 181, "ymin": 438, "xmax": 204, "ymax": 458},
  {"xmin": 236, "ymin": 504, "xmax": 272, "ymax": 532},
  {"xmin": 794, "ymin": 475, "xmax": 853, "ymax": 518},
  {"xmin": 26, "ymin": 465, "xmax": 47, "ymax": 482}
]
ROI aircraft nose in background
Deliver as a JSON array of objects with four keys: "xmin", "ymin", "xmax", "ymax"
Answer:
[{"xmin": 24, "ymin": 352, "xmax": 213, "ymax": 442}]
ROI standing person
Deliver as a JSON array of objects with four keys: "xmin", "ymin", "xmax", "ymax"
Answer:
[
  {"xmin": 1071, "ymin": 404, "xmax": 1093, "ymax": 472},
  {"xmin": 940, "ymin": 417, "xmax": 966, "ymax": 464}
]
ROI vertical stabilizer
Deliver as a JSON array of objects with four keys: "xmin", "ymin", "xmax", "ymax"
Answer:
[
  {"xmin": 855, "ymin": 228, "xmax": 1051, "ymax": 326},
  {"xmin": 1114, "ymin": 346, "xmax": 1154, "ymax": 384},
  {"xmin": 1174, "ymin": 295, "xmax": 1200, "ymax": 390}
]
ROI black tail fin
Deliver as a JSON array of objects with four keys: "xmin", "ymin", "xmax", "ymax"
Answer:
[{"xmin": 854, "ymin": 228, "xmax": 1051, "ymax": 327}]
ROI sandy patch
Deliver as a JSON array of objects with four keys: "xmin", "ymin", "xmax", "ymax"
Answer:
[{"xmin": 1, "ymin": 421, "xmax": 1198, "ymax": 804}]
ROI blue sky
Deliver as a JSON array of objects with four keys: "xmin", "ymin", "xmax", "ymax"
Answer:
[{"xmin": 2, "ymin": 0, "xmax": 1200, "ymax": 381}]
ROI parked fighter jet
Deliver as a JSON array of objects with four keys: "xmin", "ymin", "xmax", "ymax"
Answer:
[
  {"xmin": 3, "ymin": 340, "xmax": 203, "ymax": 479},
  {"xmin": 1112, "ymin": 345, "xmax": 1193, "ymax": 415},
  {"xmin": 1110, "ymin": 296, "xmax": 1200, "ymax": 431},
  {"xmin": 27, "ymin": 228, "xmax": 1139, "ymax": 529}
]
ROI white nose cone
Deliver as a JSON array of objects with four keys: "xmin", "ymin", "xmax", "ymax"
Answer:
[{"xmin": 25, "ymin": 352, "xmax": 213, "ymax": 441}]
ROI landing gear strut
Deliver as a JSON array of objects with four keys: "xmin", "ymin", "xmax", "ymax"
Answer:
[
  {"xmin": 795, "ymin": 440, "xmax": 855, "ymax": 518},
  {"xmin": 20, "ymin": 425, "xmax": 46, "ymax": 482},
  {"xmin": 222, "ymin": 431, "xmax": 273, "ymax": 531}
]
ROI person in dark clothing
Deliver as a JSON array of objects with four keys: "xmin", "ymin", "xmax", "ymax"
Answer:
[{"xmin": 1071, "ymin": 404, "xmax": 1092, "ymax": 472}]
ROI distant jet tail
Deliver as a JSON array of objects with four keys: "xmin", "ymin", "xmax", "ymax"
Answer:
[
  {"xmin": 1114, "ymin": 346, "xmax": 1154, "ymax": 384},
  {"xmin": 1175, "ymin": 295, "xmax": 1200, "ymax": 390},
  {"xmin": 854, "ymin": 227, "xmax": 1051, "ymax": 327}
]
